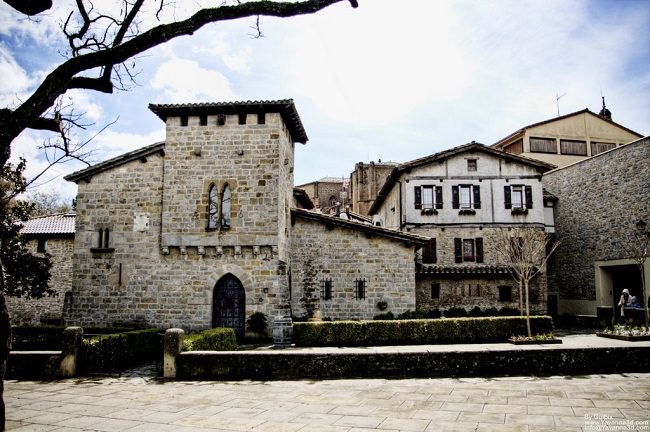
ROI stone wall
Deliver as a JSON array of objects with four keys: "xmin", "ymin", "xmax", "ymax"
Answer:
[
  {"xmin": 290, "ymin": 217, "xmax": 417, "ymax": 320},
  {"xmin": 543, "ymin": 137, "xmax": 650, "ymax": 303},
  {"xmin": 7, "ymin": 237, "xmax": 74, "ymax": 325},
  {"xmin": 65, "ymin": 111, "xmax": 297, "ymax": 330},
  {"xmin": 412, "ymin": 226, "xmax": 547, "ymax": 313}
]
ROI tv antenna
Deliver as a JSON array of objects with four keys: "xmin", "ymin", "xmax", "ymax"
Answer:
[{"xmin": 556, "ymin": 92, "xmax": 566, "ymax": 117}]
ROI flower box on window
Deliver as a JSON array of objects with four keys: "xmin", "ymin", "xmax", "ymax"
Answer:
[
  {"xmin": 458, "ymin": 209, "xmax": 476, "ymax": 216},
  {"xmin": 511, "ymin": 207, "xmax": 528, "ymax": 216},
  {"xmin": 421, "ymin": 208, "xmax": 438, "ymax": 216}
]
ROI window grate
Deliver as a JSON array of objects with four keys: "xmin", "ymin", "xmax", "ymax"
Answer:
[
  {"xmin": 321, "ymin": 278, "xmax": 332, "ymax": 300},
  {"xmin": 355, "ymin": 278, "xmax": 366, "ymax": 300}
]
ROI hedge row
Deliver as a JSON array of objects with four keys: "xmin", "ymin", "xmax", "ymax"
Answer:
[
  {"xmin": 81, "ymin": 328, "xmax": 162, "ymax": 373},
  {"xmin": 11, "ymin": 326, "xmax": 136, "ymax": 350},
  {"xmin": 183, "ymin": 327, "xmax": 237, "ymax": 351},
  {"xmin": 293, "ymin": 316, "xmax": 554, "ymax": 347}
]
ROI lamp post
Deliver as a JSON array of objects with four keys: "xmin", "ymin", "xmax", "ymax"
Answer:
[{"xmin": 635, "ymin": 219, "xmax": 650, "ymax": 330}]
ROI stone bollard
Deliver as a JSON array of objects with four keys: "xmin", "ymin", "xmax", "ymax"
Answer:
[
  {"xmin": 164, "ymin": 328, "xmax": 184, "ymax": 379},
  {"xmin": 59, "ymin": 326, "xmax": 83, "ymax": 377}
]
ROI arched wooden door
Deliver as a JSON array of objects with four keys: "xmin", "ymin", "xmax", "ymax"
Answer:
[{"xmin": 212, "ymin": 274, "xmax": 245, "ymax": 339}]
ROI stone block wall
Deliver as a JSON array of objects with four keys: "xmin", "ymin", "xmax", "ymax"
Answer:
[
  {"xmin": 290, "ymin": 217, "xmax": 417, "ymax": 320},
  {"xmin": 7, "ymin": 237, "xmax": 74, "ymax": 325},
  {"xmin": 543, "ymin": 137, "xmax": 650, "ymax": 303},
  {"xmin": 411, "ymin": 225, "xmax": 548, "ymax": 313}
]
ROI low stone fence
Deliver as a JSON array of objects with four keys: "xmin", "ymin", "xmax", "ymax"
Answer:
[
  {"xmin": 162, "ymin": 329, "xmax": 650, "ymax": 381},
  {"xmin": 7, "ymin": 327, "xmax": 82, "ymax": 379}
]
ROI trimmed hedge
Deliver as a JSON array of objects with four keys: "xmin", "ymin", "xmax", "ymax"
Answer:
[
  {"xmin": 182, "ymin": 327, "xmax": 237, "ymax": 351},
  {"xmin": 293, "ymin": 316, "xmax": 554, "ymax": 347},
  {"xmin": 11, "ymin": 326, "xmax": 136, "ymax": 350},
  {"xmin": 81, "ymin": 328, "xmax": 162, "ymax": 373}
]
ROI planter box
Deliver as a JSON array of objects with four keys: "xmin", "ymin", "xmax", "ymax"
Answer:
[
  {"xmin": 508, "ymin": 337, "xmax": 563, "ymax": 345},
  {"xmin": 597, "ymin": 332, "xmax": 650, "ymax": 342}
]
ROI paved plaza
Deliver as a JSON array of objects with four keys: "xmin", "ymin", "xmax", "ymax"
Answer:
[{"xmin": 6, "ymin": 372, "xmax": 650, "ymax": 432}]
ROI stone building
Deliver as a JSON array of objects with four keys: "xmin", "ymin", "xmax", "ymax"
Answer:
[
  {"xmin": 295, "ymin": 177, "xmax": 350, "ymax": 214},
  {"xmin": 11, "ymin": 213, "xmax": 75, "ymax": 325},
  {"xmin": 63, "ymin": 100, "xmax": 426, "ymax": 334},
  {"xmin": 369, "ymin": 142, "xmax": 556, "ymax": 313},
  {"xmin": 290, "ymin": 208, "xmax": 426, "ymax": 320},
  {"xmin": 491, "ymin": 107, "xmax": 642, "ymax": 168},
  {"xmin": 350, "ymin": 161, "xmax": 397, "ymax": 216},
  {"xmin": 543, "ymin": 136, "xmax": 650, "ymax": 316}
]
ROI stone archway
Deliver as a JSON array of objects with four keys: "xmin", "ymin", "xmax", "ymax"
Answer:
[{"xmin": 212, "ymin": 273, "xmax": 245, "ymax": 339}]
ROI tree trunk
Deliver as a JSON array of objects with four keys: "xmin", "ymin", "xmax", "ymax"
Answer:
[
  {"xmin": 524, "ymin": 280, "xmax": 531, "ymax": 337},
  {"xmin": 518, "ymin": 280, "xmax": 523, "ymax": 316}
]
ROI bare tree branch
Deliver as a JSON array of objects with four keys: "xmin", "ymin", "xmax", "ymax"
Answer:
[{"xmin": 0, "ymin": 0, "xmax": 358, "ymax": 168}]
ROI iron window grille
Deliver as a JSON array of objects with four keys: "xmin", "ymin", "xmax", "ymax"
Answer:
[
  {"xmin": 355, "ymin": 278, "xmax": 366, "ymax": 300},
  {"xmin": 321, "ymin": 278, "xmax": 333, "ymax": 300}
]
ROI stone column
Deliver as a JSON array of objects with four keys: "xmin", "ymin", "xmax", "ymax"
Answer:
[
  {"xmin": 164, "ymin": 328, "xmax": 184, "ymax": 379},
  {"xmin": 59, "ymin": 326, "xmax": 83, "ymax": 377}
]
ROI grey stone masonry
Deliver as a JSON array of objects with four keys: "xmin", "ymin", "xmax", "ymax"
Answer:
[
  {"xmin": 290, "ymin": 211, "xmax": 421, "ymax": 320},
  {"xmin": 543, "ymin": 136, "xmax": 650, "ymax": 301},
  {"xmin": 64, "ymin": 101, "xmax": 306, "ymax": 330}
]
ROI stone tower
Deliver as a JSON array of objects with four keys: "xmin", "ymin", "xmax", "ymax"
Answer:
[{"xmin": 65, "ymin": 100, "xmax": 308, "ymax": 336}]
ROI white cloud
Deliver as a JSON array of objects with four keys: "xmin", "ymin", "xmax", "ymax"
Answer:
[
  {"xmin": 192, "ymin": 30, "xmax": 252, "ymax": 73},
  {"xmin": 151, "ymin": 57, "xmax": 239, "ymax": 103},
  {"xmin": 0, "ymin": 42, "xmax": 32, "ymax": 106}
]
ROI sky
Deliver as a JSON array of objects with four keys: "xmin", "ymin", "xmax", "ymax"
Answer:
[{"xmin": 1, "ymin": 0, "xmax": 649, "ymax": 203}]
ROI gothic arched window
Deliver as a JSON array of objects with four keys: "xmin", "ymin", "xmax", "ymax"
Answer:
[
  {"xmin": 208, "ymin": 184, "xmax": 218, "ymax": 229},
  {"xmin": 221, "ymin": 184, "xmax": 231, "ymax": 229}
]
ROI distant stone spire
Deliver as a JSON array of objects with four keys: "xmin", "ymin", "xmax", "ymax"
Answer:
[{"xmin": 599, "ymin": 96, "xmax": 612, "ymax": 121}]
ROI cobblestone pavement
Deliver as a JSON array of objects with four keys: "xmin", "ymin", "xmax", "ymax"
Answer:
[{"xmin": 6, "ymin": 372, "xmax": 650, "ymax": 431}]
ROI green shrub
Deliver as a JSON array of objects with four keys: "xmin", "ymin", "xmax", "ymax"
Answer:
[
  {"xmin": 499, "ymin": 307, "xmax": 520, "ymax": 316},
  {"xmin": 81, "ymin": 328, "xmax": 161, "ymax": 373},
  {"xmin": 183, "ymin": 327, "xmax": 237, "ymax": 351},
  {"xmin": 444, "ymin": 307, "xmax": 467, "ymax": 318},
  {"xmin": 468, "ymin": 306, "xmax": 483, "ymax": 317},
  {"xmin": 373, "ymin": 311, "xmax": 395, "ymax": 320},
  {"xmin": 292, "ymin": 316, "xmax": 554, "ymax": 347},
  {"xmin": 397, "ymin": 309, "xmax": 428, "ymax": 319},
  {"xmin": 427, "ymin": 309, "xmax": 442, "ymax": 318},
  {"xmin": 483, "ymin": 307, "xmax": 499, "ymax": 317},
  {"xmin": 246, "ymin": 312, "xmax": 268, "ymax": 335}
]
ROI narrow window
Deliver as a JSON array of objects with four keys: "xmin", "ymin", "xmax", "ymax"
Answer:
[
  {"xmin": 467, "ymin": 159, "xmax": 477, "ymax": 172},
  {"xmin": 257, "ymin": 112, "xmax": 266, "ymax": 124},
  {"xmin": 321, "ymin": 279, "xmax": 332, "ymax": 300},
  {"xmin": 463, "ymin": 239, "xmax": 475, "ymax": 261},
  {"xmin": 238, "ymin": 113, "xmax": 247, "ymax": 125},
  {"xmin": 180, "ymin": 116, "xmax": 188, "ymax": 127},
  {"xmin": 422, "ymin": 238, "xmax": 437, "ymax": 264},
  {"xmin": 221, "ymin": 184, "xmax": 232, "ymax": 229},
  {"xmin": 103, "ymin": 228, "xmax": 110, "ymax": 248},
  {"xmin": 431, "ymin": 283, "xmax": 440, "ymax": 299},
  {"xmin": 460, "ymin": 185, "xmax": 472, "ymax": 209},
  {"xmin": 208, "ymin": 184, "xmax": 218, "ymax": 229},
  {"xmin": 98, "ymin": 229, "xmax": 104, "ymax": 248},
  {"xmin": 499, "ymin": 286, "xmax": 513, "ymax": 302},
  {"xmin": 37, "ymin": 238, "xmax": 47, "ymax": 253},
  {"xmin": 511, "ymin": 186, "xmax": 524, "ymax": 209},
  {"xmin": 217, "ymin": 114, "xmax": 226, "ymax": 126},
  {"xmin": 422, "ymin": 186, "xmax": 434, "ymax": 209},
  {"xmin": 355, "ymin": 278, "xmax": 366, "ymax": 300},
  {"xmin": 199, "ymin": 114, "xmax": 208, "ymax": 126}
]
